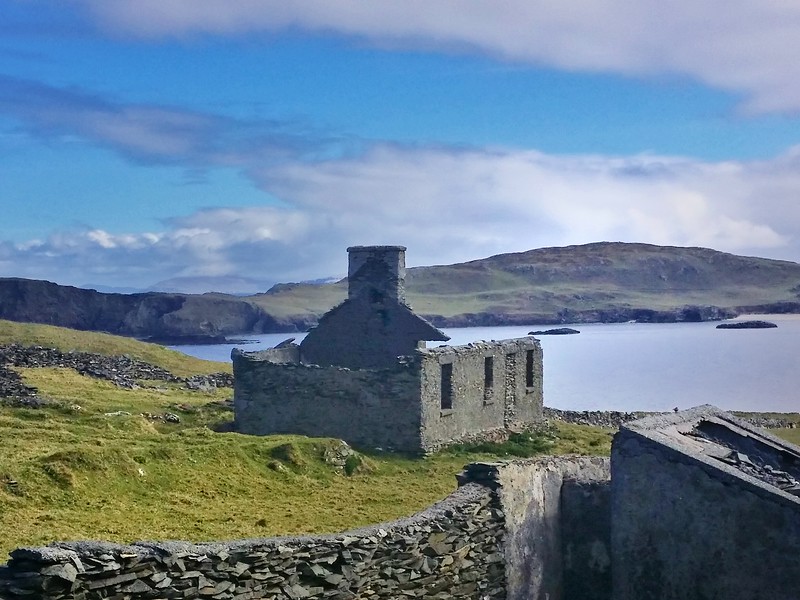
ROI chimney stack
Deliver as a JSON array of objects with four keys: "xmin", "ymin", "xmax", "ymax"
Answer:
[{"xmin": 347, "ymin": 245, "xmax": 406, "ymax": 304}]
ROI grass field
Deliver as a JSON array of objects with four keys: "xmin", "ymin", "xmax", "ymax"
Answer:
[{"xmin": 0, "ymin": 322, "xmax": 612, "ymax": 560}]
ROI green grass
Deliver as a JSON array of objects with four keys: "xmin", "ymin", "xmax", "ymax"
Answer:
[
  {"xmin": 0, "ymin": 319, "xmax": 229, "ymax": 377},
  {"xmin": 0, "ymin": 357, "xmax": 610, "ymax": 560}
]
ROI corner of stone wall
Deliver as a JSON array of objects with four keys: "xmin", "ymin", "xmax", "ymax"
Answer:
[{"xmin": 491, "ymin": 456, "xmax": 612, "ymax": 600}]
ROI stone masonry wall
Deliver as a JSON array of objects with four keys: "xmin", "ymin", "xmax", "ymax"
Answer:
[
  {"xmin": 485, "ymin": 456, "xmax": 612, "ymax": 600},
  {"xmin": 1, "ymin": 457, "xmax": 615, "ymax": 600},
  {"xmin": 418, "ymin": 339, "xmax": 543, "ymax": 452},
  {"xmin": 612, "ymin": 412, "xmax": 800, "ymax": 600},
  {"xmin": 233, "ymin": 351, "xmax": 423, "ymax": 452},
  {"xmin": 0, "ymin": 482, "xmax": 505, "ymax": 600}
]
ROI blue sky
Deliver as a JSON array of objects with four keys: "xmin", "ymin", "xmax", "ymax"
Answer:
[{"xmin": 3, "ymin": 1, "xmax": 800, "ymax": 293}]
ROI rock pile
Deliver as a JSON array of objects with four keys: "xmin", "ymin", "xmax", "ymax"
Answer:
[
  {"xmin": 185, "ymin": 372, "xmax": 234, "ymax": 390},
  {"xmin": 0, "ymin": 363, "xmax": 41, "ymax": 406},
  {"xmin": 1, "ymin": 484, "xmax": 505, "ymax": 600},
  {"xmin": 0, "ymin": 344, "xmax": 233, "ymax": 404}
]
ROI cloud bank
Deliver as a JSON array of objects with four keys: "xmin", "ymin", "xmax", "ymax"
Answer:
[
  {"xmin": 2, "ymin": 143, "xmax": 798, "ymax": 292},
  {"xmin": 76, "ymin": 0, "xmax": 800, "ymax": 114}
]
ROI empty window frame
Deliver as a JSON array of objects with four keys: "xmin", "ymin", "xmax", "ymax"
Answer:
[
  {"xmin": 441, "ymin": 363, "xmax": 454, "ymax": 410},
  {"xmin": 484, "ymin": 356, "xmax": 494, "ymax": 390},
  {"xmin": 525, "ymin": 349, "xmax": 535, "ymax": 388}
]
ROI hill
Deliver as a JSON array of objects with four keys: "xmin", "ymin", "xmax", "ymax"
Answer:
[
  {"xmin": 2, "ymin": 242, "xmax": 800, "ymax": 338},
  {"xmin": 251, "ymin": 242, "xmax": 800, "ymax": 327}
]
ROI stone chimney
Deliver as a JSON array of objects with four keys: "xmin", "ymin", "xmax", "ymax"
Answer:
[{"xmin": 347, "ymin": 245, "xmax": 406, "ymax": 304}]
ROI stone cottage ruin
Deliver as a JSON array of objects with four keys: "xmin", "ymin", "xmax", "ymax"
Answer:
[{"xmin": 232, "ymin": 245, "xmax": 543, "ymax": 452}]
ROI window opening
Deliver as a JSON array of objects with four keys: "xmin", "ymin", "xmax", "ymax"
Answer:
[
  {"xmin": 484, "ymin": 356, "xmax": 494, "ymax": 389},
  {"xmin": 441, "ymin": 363, "xmax": 453, "ymax": 410},
  {"xmin": 526, "ymin": 349, "xmax": 535, "ymax": 387}
]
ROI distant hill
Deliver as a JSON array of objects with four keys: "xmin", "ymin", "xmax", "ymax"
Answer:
[
  {"xmin": 249, "ymin": 242, "xmax": 800, "ymax": 327},
  {"xmin": 2, "ymin": 243, "xmax": 800, "ymax": 339}
]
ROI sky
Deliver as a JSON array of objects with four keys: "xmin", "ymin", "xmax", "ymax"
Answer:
[{"xmin": 3, "ymin": 1, "xmax": 800, "ymax": 293}]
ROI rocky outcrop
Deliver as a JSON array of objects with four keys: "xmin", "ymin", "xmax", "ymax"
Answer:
[
  {"xmin": 528, "ymin": 328, "xmax": 580, "ymax": 335},
  {"xmin": 716, "ymin": 320, "xmax": 778, "ymax": 329}
]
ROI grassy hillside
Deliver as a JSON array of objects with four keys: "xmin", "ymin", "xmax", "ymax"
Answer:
[
  {"xmin": 249, "ymin": 242, "xmax": 800, "ymax": 325},
  {"xmin": 0, "ymin": 319, "xmax": 229, "ymax": 377},
  {"xmin": 0, "ymin": 323, "xmax": 612, "ymax": 560}
]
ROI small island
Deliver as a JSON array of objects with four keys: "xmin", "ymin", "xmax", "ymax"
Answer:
[
  {"xmin": 716, "ymin": 320, "xmax": 778, "ymax": 330},
  {"xmin": 528, "ymin": 328, "xmax": 580, "ymax": 335}
]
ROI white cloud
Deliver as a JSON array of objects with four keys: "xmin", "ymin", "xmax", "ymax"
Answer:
[
  {"xmin": 77, "ymin": 0, "xmax": 800, "ymax": 113},
  {"xmin": 3, "ymin": 143, "xmax": 799, "ymax": 291}
]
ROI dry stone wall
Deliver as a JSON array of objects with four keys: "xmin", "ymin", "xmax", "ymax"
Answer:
[
  {"xmin": 0, "ymin": 482, "xmax": 505, "ymax": 600},
  {"xmin": 1, "ymin": 457, "xmax": 619, "ymax": 600},
  {"xmin": 0, "ymin": 344, "xmax": 232, "ymax": 402}
]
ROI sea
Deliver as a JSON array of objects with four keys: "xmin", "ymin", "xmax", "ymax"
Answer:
[{"xmin": 170, "ymin": 313, "xmax": 800, "ymax": 414}]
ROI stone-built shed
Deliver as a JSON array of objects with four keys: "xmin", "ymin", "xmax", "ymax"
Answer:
[{"xmin": 232, "ymin": 245, "xmax": 544, "ymax": 453}]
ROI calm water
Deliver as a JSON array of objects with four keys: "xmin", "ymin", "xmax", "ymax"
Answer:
[{"xmin": 171, "ymin": 314, "xmax": 800, "ymax": 413}]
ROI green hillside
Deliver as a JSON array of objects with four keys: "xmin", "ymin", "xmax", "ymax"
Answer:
[
  {"xmin": 0, "ymin": 322, "xmax": 611, "ymax": 559},
  {"xmin": 2, "ymin": 243, "xmax": 800, "ymax": 337}
]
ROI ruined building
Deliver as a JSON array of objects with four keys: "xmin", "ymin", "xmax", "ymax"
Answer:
[{"xmin": 232, "ymin": 245, "xmax": 543, "ymax": 452}]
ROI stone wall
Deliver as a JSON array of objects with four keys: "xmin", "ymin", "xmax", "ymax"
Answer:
[
  {"xmin": 0, "ymin": 482, "xmax": 505, "ymax": 600},
  {"xmin": 1, "ymin": 457, "xmax": 615, "ymax": 600},
  {"xmin": 612, "ymin": 407, "xmax": 800, "ymax": 600},
  {"xmin": 233, "ymin": 337, "xmax": 544, "ymax": 454},
  {"xmin": 419, "ymin": 339, "xmax": 543, "ymax": 452},
  {"xmin": 232, "ymin": 351, "xmax": 423, "ymax": 452},
  {"xmin": 484, "ymin": 457, "xmax": 612, "ymax": 600}
]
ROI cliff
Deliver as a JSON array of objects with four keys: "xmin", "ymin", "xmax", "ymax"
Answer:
[{"xmin": 0, "ymin": 278, "xmax": 295, "ymax": 341}]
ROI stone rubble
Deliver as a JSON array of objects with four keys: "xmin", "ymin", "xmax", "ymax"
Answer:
[
  {"xmin": 688, "ymin": 423, "xmax": 800, "ymax": 496},
  {"xmin": 0, "ymin": 343, "xmax": 233, "ymax": 406}
]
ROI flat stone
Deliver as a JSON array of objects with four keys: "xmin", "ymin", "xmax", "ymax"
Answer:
[{"xmin": 41, "ymin": 563, "xmax": 77, "ymax": 582}]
